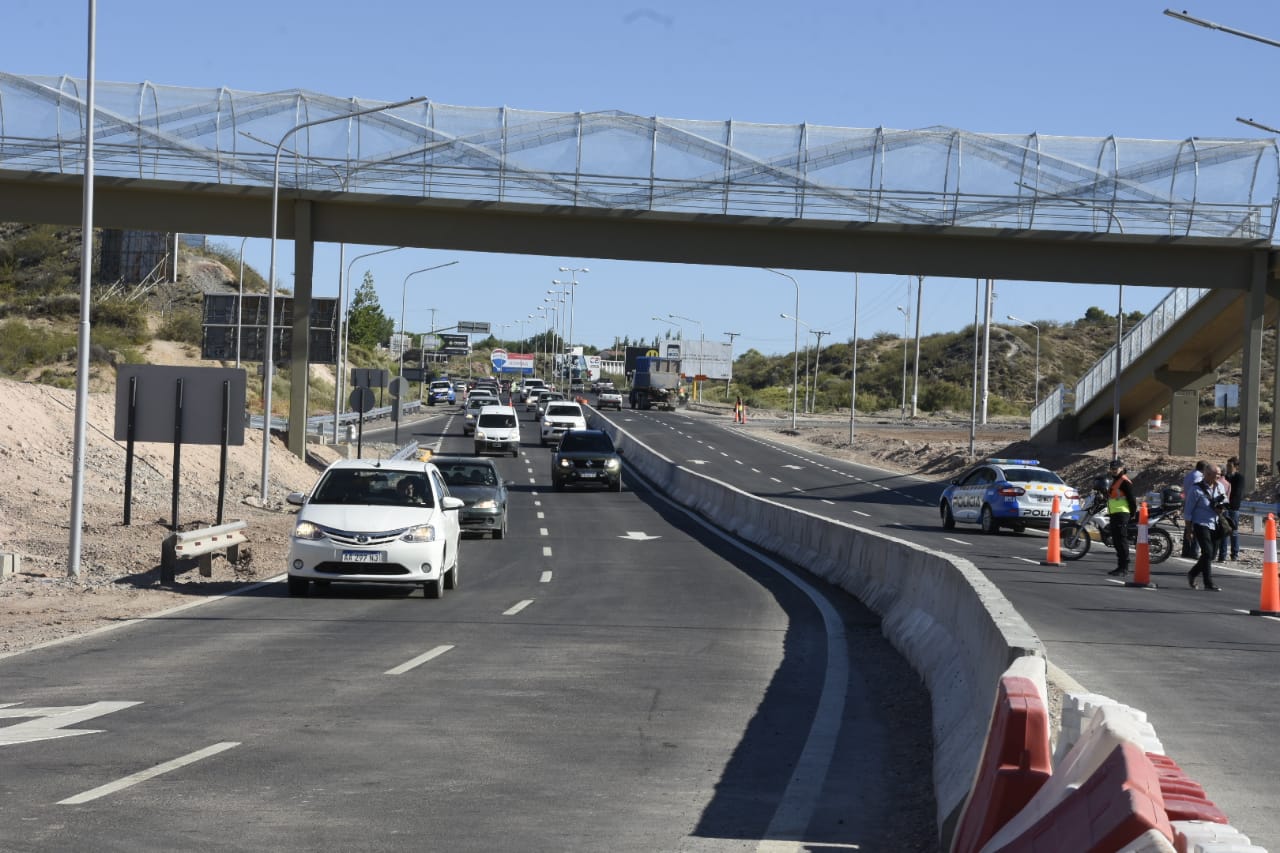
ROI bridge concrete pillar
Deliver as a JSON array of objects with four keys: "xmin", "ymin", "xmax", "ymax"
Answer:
[
  {"xmin": 287, "ymin": 201, "xmax": 314, "ymax": 460},
  {"xmin": 1156, "ymin": 368, "xmax": 1214, "ymax": 458},
  {"xmin": 1238, "ymin": 253, "xmax": 1267, "ymax": 493}
]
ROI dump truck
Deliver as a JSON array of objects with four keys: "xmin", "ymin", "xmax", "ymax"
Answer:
[{"xmin": 628, "ymin": 356, "xmax": 683, "ymax": 410}]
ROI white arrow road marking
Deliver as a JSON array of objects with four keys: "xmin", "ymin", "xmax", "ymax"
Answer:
[
  {"xmin": 0, "ymin": 702, "xmax": 141, "ymax": 746},
  {"xmin": 386, "ymin": 645, "xmax": 454, "ymax": 675},
  {"xmin": 619, "ymin": 531, "xmax": 662, "ymax": 541},
  {"xmin": 59, "ymin": 742, "xmax": 240, "ymax": 805},
  {"xmin": 504, "ymin": 600, "xmax": 534, "ymax": 616}
]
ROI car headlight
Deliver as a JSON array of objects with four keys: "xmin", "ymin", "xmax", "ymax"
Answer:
[
  {"xmin": 558, "ymin": 458, "xmax": 572, "ymax": 469},
  {"xmin": 293, "ymin": 521, "xmax": 326, "ymax": 540},
  {"xmin": 475, "ymin": 430, "xmax": 486, "ymax": 440},
  {"xmin": 472, "ymin": 499, "xmax": 497, "ymax": 509},
  {"xmin": 604, "ymin": 458, "xmax": 620, "ymax": 470},
  {"xmin": 401, "ymin": 524, "xmax": 438, "ymax": 543}
]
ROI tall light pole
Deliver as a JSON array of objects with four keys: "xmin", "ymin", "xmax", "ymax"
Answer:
[
  {"xmin": 400, "ymin": 261, "xmax": 460, "ymax": 378},
  {"xmin": 896, "ymin": 304, "xmax": 910, "ymax": 418},
  {"xmin": 259, "ymin": 95, "xmax": 425, "ymax": 504},
  {"xmin": 68, "ymin": 0, "xmax": 98, "ymax": 576},
  {"xmin": 911, "ymin": 275, "xmax": 923, "ymax": 417},
  {"xmin": 849, "ymin": 273, "xmax": 859, "ymax": 445},
  {"xmin": 781, "ymin": 313, "xmax": 812, "ymax": 413},
  {"xmin": 337, "ymin": 245, "xmax": 404, "ymax": 442},
  {"xmin": 1007, "ymin": 314, "xmax": 1041, "ymax": 407},
  {"xmin": 670, "ymin": 313, "xmax": 704, "ymax": 400},
  {"xmin": 557, "ymin": 266, "xmax": 589, "ymax": 382},
  {"xmin": 764, "ymin": 268, "xmax": 800, "ymax": 429}
]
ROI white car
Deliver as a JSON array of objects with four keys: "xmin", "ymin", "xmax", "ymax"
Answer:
[
  {"xmin": 474, "ymin": 405, "xmax": 521, "ymax": 457},
  {"xmin": 285, "ymin": 459, "xmax": 463, "ymax": 598},
  {"xmin": 524, "ymin": 387, "xmax": 549, "ymax": 411},
  {"xmin": 540, "ymin": 401, "xmax": 587, "ymax": 447}
]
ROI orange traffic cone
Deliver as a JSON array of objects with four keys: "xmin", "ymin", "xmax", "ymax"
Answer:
[
  {"xmin": 1250, "ymin": 513, "xmax": 1280, "ymax": 616},
  {"xmin": 1041, "ymin": 495, "xmax": 1063, "ymax": 566},
  {"xmin": 1127, "ymin": 501, "xmax": 1156, "ymax": 589}
]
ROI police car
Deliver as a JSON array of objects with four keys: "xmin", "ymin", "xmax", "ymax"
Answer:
[{"xmin": 939, "ymin": 458, "xmax": 1080, "ymax": 533}]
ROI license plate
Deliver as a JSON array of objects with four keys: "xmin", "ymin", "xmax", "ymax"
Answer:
[
  {"xmin": 342, "ymin": 550, "xmax": 387, "ymax": 563},
  {"xmin": 578, "ymin": 471, "xmax": 598, "ymax": 478}
]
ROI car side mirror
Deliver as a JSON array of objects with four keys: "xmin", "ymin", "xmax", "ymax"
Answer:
[
  {"xmin": 442, "ymin": 496, "xmax": 465, "ymax": 511},
  {"xmin": 949, "ymin": 478, "xmax": 959, "ymax": 486},
  {"xmin": 615, "ymin": 447, "xmax": 624, "ymax": 456},
  {"xmin": 286, "ymin": 491, "xmax": 308, "ymax": 506}
]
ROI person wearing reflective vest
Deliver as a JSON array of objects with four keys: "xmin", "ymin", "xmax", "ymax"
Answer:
[{"xmin": 1105, "ymin": 458, "xmax": 1138, "ymax": 577}]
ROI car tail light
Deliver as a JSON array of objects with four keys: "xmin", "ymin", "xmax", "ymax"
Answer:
[{"xmin": 997, "ymin": 486, "xmax": 1025, "ymax": 497}]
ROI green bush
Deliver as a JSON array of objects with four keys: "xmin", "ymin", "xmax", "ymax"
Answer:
[
  {"xmin": 92, "ymin": 298, "xmax": 149, "ymax": 342},
  {"xmin": 0, "ymin": 320, "xmax": 75, "ymax": 375},
  {"xmin": 157, "ymin": 307, "xmax": 204, "ymax": 345}
]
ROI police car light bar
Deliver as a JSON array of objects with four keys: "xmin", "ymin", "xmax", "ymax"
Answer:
[{"xmin": 986, "ymin": 457, "xmax": 1040, "ymax": 466}]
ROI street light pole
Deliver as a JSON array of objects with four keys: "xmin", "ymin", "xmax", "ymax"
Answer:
[
  {"xmin": 724, "ymin": 331, "xmax": 740, "ymax": 397},
  {"xmin": 849, "ymin": 273, "xmax": 859, "ymax": 445},
  {"xmin": 811, "ymin": 329, "xmax": 830, "ymax": 412},
  {"xmin": 259, "ymin": 95, "xmax": 424, "ymax": 504},
  {"xmin": 1007, "ymin": 314, "xmax": 1041, "ymax": 407},
  {"xmin": 558, "ymin": 266, "xmax": 589, "ymax": 383},
  {"xmin": 911, "ymin": 275, "xmax": 923, "ymax": 417},
  {"xmin": 670, "ymin": 313, "xmax": 704, "ymax": 400},
  {"xmin": 764, "ymin": 269, "xmax": 800, "ymax": 430},
  {"xmin": 897, "ymin": 304, "xmax": 910, "ymax": 418},
  {"xmin": 400, "ymin": 261, "xmax": 459, "ymax": 380},
  {"xmin": 337, "ymin": 245, "xmax": 404, "ymax": 443},
  {"xmin": 781, "ymin": 313, "xmax": 812, "ymax": 413},
  {"xmin": 235, "ymin": 236, "xmax": 249, "ymax": 369}
]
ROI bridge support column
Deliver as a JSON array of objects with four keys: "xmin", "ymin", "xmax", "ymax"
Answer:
[
  {"xmin": 287, "ymin": 201, "xmax": 314, "ymax": 460},
  {"xmin": 1239, "ymin": 252, "xmax": 1267, "ymax": 493},
  {"xmin": 1157, "ymin": 369, "xmax": 1214, "ymax": 458}
]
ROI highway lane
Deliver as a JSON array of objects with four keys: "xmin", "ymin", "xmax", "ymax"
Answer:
[
  {"xmin": 0, "ymin": 403, "xmax": 936, "ymax": 851},
  {"xmin": 602, "ymin": 406, "xmax": 1280, "ymax": 847}
]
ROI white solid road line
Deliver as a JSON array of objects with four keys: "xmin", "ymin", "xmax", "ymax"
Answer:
[
  {"xmin": 58, "ymin": 742, "xmax": 240, "ymax": 805},
  {"xmin": 504, "ymin": 600, "xmax": 534, "ymax": 616},
  {"xmin": 385, "ymin": 644, "xmax": 455, "ymax": 676},
  {"xmin": 539, "ymin": 571, "xmax": 553, "ymax": 583}
]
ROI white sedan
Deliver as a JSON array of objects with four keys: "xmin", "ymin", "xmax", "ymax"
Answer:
[{"xmin": 285, "ymin": 459, "xmax": 463, "ymax": 598}]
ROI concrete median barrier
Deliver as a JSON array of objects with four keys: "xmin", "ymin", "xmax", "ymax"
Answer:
[{"xmin": 590, "ymin": 412, "xmax": 1044, "ymax": 845}]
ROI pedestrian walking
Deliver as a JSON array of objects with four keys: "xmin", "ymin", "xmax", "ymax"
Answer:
[
  {"xmin": 1218, "ymin": 456, "xmax": 1244, "ymax": 561},
  {"xmin": 1187, "ymin": 464, "xmax": 1227, "ymax": 591},
  {"xmin": 1106, "ymin": 459, "xmax": 1138, "ymax": 577},
  {"xmin": 1181, "ymin": 460, "xmax": 1206, "ymax": 558}
]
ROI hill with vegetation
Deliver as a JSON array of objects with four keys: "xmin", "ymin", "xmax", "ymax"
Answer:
[{"xmin": 0, "ymin": 223, "xmax": 1270, "ymax": 424}]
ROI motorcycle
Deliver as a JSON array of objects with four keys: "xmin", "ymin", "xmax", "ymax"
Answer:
[{"xmin": 1060, "ymin": 493, "xmax": 1174, "ymax": 564}]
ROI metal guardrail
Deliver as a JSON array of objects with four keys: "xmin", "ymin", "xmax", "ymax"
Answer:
[
  {"xmin": 1029, "ymin": 384, "xmax": 1067, "ymax": 437},
  {"xmin": 245, "ymin": 401, "xmax": 426, "ymax": 439},
  {"xmin": 160, "ymin": 520, "xmax": 248, "ymax": 584},
  {"xmin": 1072, "ymin": 287, "xmax": 1210, "ymax": 412}
]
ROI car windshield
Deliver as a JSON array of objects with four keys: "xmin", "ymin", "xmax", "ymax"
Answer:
[
  {"xmin": 311, "ymin": 469, "xmax": 435, "ymax": 507},
  {"xmin": 1002, "ymin": 468, "xmax": 1064, "ymax": 485},
  {"xmin": 560, "ymin": 433, "xmax": 614, "ymax": 453},
  {"xmin": 435, "ymin": 462, "xmax": 498, "ymax": 487},
  {"xmin": 478, "ymin": 413, "xmax": 517, "ymax": 428},
  {"xmin": 546, "ymin": 405, "xmax": 580, "ymax": 417}
]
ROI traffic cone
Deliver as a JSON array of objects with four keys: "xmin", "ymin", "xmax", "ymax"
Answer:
[
  {"xmin": 1250, "ymin": 513, "xmax": 1280, "ymax": 616},
  {"xmin": 1041, "ymin": 495, "xmax": 1063, "ymax": 566},
  {"xmin": 1127, "ymin": 501, "xmax": 1156, "ymax": 589}
]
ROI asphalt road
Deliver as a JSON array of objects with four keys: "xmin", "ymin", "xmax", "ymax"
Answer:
[
  {"xmin": 0, "ymin": 402, "xmax": 937, "ymax": 852},
  {"xmin": 600, "ymin": 406, "xmax": 1280, "ymax": 848}
]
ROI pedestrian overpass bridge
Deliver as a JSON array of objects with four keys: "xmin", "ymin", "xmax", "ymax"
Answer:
[{"xmin": 1, "ymin": 72, "xmax": 1279, "ymax": 484}]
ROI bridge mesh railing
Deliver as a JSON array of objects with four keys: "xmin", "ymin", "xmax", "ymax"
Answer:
[{"xmin": 1, "ymin": 73, "xmax": 1277, "ymax": 240}]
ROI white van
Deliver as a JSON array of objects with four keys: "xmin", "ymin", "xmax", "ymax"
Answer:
[{"xmin": 474, "ymin": 405, "xmax": 520, "ymax": 457}]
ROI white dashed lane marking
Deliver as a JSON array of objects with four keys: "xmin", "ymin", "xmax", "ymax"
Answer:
[
  {"xmin": 944, "ymin": 537, "xmax": 969, "ymax": 546},
  {"xmin": 542, "ymin": 546, "xmax": 552, "ymax": 557},
  {"xmin": 770, "ymin": 477, "xmax": 782, "ymax": 483},
  {"xmin": 504, "ymin": 600, "xmax": 534, "ymax": 616},
  {"xmin": 852, "ymin": 510, "xmax": 871, "ymax": 517},
  {"xmin": 540, "ymin": 571, "xmax": 553, "ymax": 583},
  {"xmin": 58, "ymin": 742, "xmax": 241, "ymax": 805},
  {"xmin": 386, "ymin": 644, "xmax": 454, "ymax": 675}
]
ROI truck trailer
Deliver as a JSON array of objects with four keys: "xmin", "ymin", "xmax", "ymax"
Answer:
[{"xmin": 628, "ymin": 356, "xmax": 683, "ymax": 410}]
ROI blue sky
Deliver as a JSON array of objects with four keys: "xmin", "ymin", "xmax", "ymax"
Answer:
[{"xmin": 5, "ymin": 1, "xmax": 1280, "ymax": 356}]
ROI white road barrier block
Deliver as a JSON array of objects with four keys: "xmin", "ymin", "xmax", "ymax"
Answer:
[
  {"xmin": 1055, "ymin": 693, "xmax": 1163, "ymax": 767},
  {"xmin": 1116, "ymin": 829, "xmax": 1178, "ymax": 853},
  {"xmin": 1173, "ymin": 821, "xmax": 1266, "ymax": 853}
]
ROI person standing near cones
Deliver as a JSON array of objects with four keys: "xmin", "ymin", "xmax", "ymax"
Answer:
[
  {"xmin": 1188, "ymin": 464, "xmax": 1227, "ymax": 591},
  {"xmin": 1218, "ymin": 457, "xmax": 1243, "ymax": 562},
  {"xmin": 1106, "ymin": 459, "xmax": 1138, "ymax": 577}
]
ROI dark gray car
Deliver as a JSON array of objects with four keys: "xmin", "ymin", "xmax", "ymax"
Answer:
[
  {"xmin": 551, "ymin": 429, "xmax": 623, "ymax": 492},
  {"xmin": 431, "ymin": 455, "xmax": 509, "ymax": 538}
]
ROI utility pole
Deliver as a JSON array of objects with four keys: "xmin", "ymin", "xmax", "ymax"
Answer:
[{"xmin": 811, "ymin": 329, "xmax": 830, "ymax": 412}]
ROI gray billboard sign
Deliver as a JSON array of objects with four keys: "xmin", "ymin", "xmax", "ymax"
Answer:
[{"xmin": 113, "ymin": 365, "xmax": 247, "ymax": 445}]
